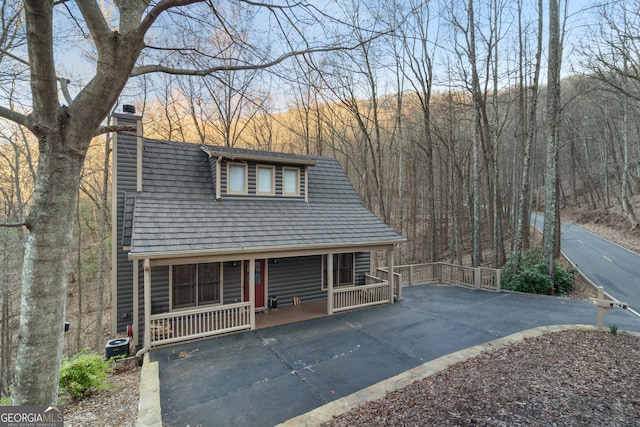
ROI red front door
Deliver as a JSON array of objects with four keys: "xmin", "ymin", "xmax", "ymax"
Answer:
[{"xmin": 243, "ymin": 260, "xmax": 265, "ymax": 309}]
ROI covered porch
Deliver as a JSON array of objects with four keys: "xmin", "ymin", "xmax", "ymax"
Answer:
[{"xmin": 132, "ymin": 246, "xmax": 398, "ymax": 354}]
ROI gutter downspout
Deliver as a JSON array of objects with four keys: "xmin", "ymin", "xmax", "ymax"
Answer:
[{"xmin": 136, "ymin": 258, "xmax": 152, "ymax": 359}]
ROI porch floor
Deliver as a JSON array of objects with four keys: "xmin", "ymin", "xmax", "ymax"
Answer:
[{"xmin": 255, "ymin": 299, "xmax": 328, "ymax": 329}]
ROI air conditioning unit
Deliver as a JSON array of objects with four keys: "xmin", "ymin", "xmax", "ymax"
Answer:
[{"xmin": 105, "ymin": 337, "xmax": 130, "ymax": 359}]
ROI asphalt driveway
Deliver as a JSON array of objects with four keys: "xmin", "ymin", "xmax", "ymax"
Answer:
[{"xmin": 150, "ymin": 284, "xmax": 640, "ymax": 427}]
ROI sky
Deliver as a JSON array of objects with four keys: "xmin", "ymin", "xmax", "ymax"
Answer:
[{"xmin": 2, "ymin": 0, "xmax": 617, "ymax": 117}]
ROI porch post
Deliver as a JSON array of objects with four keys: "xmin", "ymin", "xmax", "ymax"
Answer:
[
  {"xmin": 249, "ymin": 258, "xmax": 256, "ymax": 329},
  {"xmin": 143, "ymin": 258, "xmax": 151, "ymax": 350},
  {"xmin": 387, "ymin": 248, "xmax": 397, "ymax": 302},
  {"xmin": 133, "ymin": 259, "xmax": 139, "ymax": 348},
  {"xmin": 327, "ymin": 253, "xmax": 334, "ymax": 315}
]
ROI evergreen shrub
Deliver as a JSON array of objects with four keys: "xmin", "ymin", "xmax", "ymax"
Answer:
[{"xmin": 502, "ymin": 247, "xmax": 575, "ymax": 295}]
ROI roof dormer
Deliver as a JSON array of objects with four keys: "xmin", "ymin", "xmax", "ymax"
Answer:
[{"xmin": 200, "ymin": 145, "xmax": 316, "ymax": 202}]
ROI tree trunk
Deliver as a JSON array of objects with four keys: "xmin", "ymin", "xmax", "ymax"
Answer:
[
  {"xmin": 1, "ymin": 236, "xmax": 11, "ymax": 397},
  {"xmin": 13, "ymin": 138, "xmax": 85, "ymax": 404},
  {"xmin": 94, "ymin": 135, "xmax": 111, "ymax": 351},
  {"xmin": 75, "ymin": 194, "xmax": 83, "ymax": 353},
  {"xmin": 543, "ymin": 0, "xmax": 562, "ymax": 288},
  {"xmin": 513, "ymin": 0, "xmax": 543, "ymax": 274}
]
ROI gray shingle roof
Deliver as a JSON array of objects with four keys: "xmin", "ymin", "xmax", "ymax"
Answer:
[{"xmin": 127, "ymin": 139, "xmax": 404, "ymax": 257}]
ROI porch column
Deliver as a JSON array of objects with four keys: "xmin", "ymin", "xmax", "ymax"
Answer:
[
  {"xmin": 143, "ymin": 258, "xmax": 151, "ymax": 350},
  {"xmin": 387, "ymin": 248, "xmax": 397, "ymax": 302},
  {"xmin": 249, "ymin": 258, "xmax": 256, "ymax": 329},
  {"xmin": 327, "ymin": 253, "xmax": 334, "ymax": 314},
  {"xmin": 133, "ymin": 259, "xmax": 139, "ymax": 348}
]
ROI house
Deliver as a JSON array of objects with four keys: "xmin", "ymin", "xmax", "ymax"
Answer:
[{"xmin": 111, "ymin": 108, "xmax": 405, "ymax": 355}]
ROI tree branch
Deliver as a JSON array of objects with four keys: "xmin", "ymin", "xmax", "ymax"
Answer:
[
  {"xmin": 0, "ymin": 106, "xmax": 29, "ymax": 128},
  {"xmin": 24, "ymin": 0, "xmax": 58, "ymax": 123},
  {"xmin": 0, "ymin": 222, "xmax": 28, "ymax": 228},
  {"xmin": 138, "ymin": 0, "xmax": 204, "ymax": 36},
  {"xmin": 74, "ymin": 1, "xmax": 111, "ymax": 53},
  {"xmin": 57, "ymin": 77, "xmax": 73, "ymax": 104},
  {"xmin": 93, "ymin": 124, "xmax": 136, "ymax": 137},
  {"xmin": 131, "ymin": 43, "xmax": 365, "ymax": 77}
]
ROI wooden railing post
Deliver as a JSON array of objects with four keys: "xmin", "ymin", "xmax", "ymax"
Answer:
[
  {"xmin": 143, "ymin": 258, "xmax": 151, "ymax": 352},
  {"xmin": 387, "ymin": 248, "xmax": 397, "ymax": 302},
  {"xmin": 249, "ymin": 259, "xmax": 255, "ymax": 330},
  {"xmin": 327, "ymin": 253, "xmax": 334, "ymax": 314}
]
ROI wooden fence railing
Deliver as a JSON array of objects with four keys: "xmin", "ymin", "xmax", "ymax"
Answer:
[
  {"xmin": 332, "ymin": 276, "xmax": 391, "ymax": 313},
  {"xmin": 149, "ymin": 301, "xmax": 251, "ymax": 347},
  {"xmin": 390, "ymin": 263, "xmax": 501, "ymax": 292}
]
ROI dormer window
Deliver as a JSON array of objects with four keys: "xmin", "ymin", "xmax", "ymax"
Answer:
[
  {"xmin": 283, "ymin": 167, "xmax": 300, "ymax": 196},
  {"xmin": 228, "ymin": 163, "xmax": 247, "ymax": 194},
  {"xmin": 257, "ymin": 165, "xmax": 275, "ymax": 195}
]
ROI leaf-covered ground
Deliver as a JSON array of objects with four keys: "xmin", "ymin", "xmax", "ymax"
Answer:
[{"xmin": 322, "ymin": 330, "xmax": 640, "ymax": 426}]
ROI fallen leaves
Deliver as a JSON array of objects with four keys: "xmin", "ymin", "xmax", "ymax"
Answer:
[{"xmin": 324, "ymin": 330, "xmax": 640, "ymax": 426}]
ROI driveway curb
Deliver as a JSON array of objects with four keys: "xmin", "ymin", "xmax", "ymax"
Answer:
[
  {"xmin": 136, "ymin": 353, "xmax": 162, "ymax": 427},
  {"xmin": 277, "ymin": 324, "xmax": 612, "ymax": 427}
]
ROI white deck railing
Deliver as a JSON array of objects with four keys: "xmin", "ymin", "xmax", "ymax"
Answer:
[
  {"xmin": 149, "ymin": 301, "xmax": 251, "ymax": 347},
  {"xmin": 332, "ymin": 276, "xmax": 391, "ymax": 313}
]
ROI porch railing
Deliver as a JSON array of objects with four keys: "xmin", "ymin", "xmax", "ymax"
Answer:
[
  {"xmin": 149, "ymin": 301, "xmax": 251, "ymax": 347},
  {"xmin": 332, "ymin": 275, "xmax": 391, "ymax": 313},
  {"xmin": 392, "ymin": 263, "xmax": 501, "ymax": 291}
]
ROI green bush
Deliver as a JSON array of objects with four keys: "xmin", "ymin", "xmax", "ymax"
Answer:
[
  {"xmin": 59, "ymin": 350, "xmax": 112, "ymax": 400},
  {"xmin": 502, "ymin": 248, "xmax": 575, "ymax": 295},
  {"xmin": 509, "ymin": 266, "xmax": 553, "ymax": 294}
]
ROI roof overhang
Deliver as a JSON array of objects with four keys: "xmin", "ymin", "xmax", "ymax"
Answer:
[
  {"xmin": 201, "ymin": 145, "xmax": 317, "ymax": 166},
  {"xmin": 128, "ymin": 239, "xmax": 405, "ymax": 266}
]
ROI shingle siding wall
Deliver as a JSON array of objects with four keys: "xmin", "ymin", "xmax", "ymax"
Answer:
[
  {"xmin": 223, "ymin": 262, "xmax": 242, "ymax": 304},
  {"xmin": 267, "ymin": 255, "xmax": 324, "ymax": 305},
  {"xmin": 113, "ymin": 114, "xmax": 140, "ymax": 333}
]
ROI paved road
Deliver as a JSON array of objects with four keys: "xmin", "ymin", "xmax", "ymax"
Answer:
[
  {"xmin": 531, "ymin": 214, "xmax": 640, "ymax": 313},
  {"xmin": 151, "ymin": 284, "xmax": 640, "ymax": 427}
]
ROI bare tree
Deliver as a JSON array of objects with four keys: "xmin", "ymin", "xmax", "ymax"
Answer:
[
  {"xmin": 0, "ymin": 0, "xmax": 356, "ymax": 405},
  {"xmin": 584, "ymin": 1, "xmax": 640, "ymax": 228},
  {"xmin": 513, "ymin": 0, "xmax": 543, "ymax": 274},
  {"xmin": 399, "ymin": 0, "xmax": 439, "ymax": 261},
  {"xmin": 543, "ymin": 0, "xmax": 563, "ymax": 284}
]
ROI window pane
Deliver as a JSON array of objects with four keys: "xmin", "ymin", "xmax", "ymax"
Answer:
[
  {"xmin": 257, "ymin": 167, "xmax": 273, "ymax": 194},
  {"xmin": 173, "ymin": 264, "xmax": 196, "ymax": 307},
  {"xmin": 283, "ymin": 169, "xmax": 298, "ymax": 195},
  {"xmin": 198, "ymin": 263, "xmax": 220, "ymax": 304},
  {"xmin": 229, "ymin": 165, "xmax": 246, "ymax": 193},
  {"xmin": 338, "ymin": 253, "xmax": 353, "ymax": 286}
]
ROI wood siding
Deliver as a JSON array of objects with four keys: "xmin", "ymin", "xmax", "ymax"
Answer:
[
  {"xmin": 113, "ymin": 114, "xmax": 141, "ymax": 334},
  {"xmin": 223, "ymin": 262, "xmax": 242, "ymax": 304},
  {"xmin": 267, "ymin": 255, "xmax": 324, "ymax": 305}
]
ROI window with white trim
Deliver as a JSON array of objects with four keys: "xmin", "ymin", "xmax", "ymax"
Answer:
[
  {"xmin": 283, "ymin": 167, "xmax": 300, "ymax": 196},
  {"xmin": 228, "ymin": 163, "xmax": 247, "ymax": 194},
  {"xmin": 172, "ymin": 263, "xmax": 221, "ymax": 309},
  {"xmin": 322, "ymin": 253, "xmax": 354, "ymax": 290},
  {"xmin": 257, "ymin": 165, "xmax": 275, "ymax": 195}
]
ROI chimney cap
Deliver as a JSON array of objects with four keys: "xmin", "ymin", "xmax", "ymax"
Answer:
[{"xmin": 123, "ymin": 104, "xmax": 135, "ymax": 114}]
